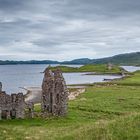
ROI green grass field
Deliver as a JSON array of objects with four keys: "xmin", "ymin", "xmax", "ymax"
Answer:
[
  {"xmin": 0, "ymin": 71, "xmax": 140, "ymax": 140},
  {"xmin": 50, "ymin": 64, "xmax": 125, "ymax": 74},
  {"xmin": 113, "ymin": 71, "xmax": 140, "ymax": 86}
]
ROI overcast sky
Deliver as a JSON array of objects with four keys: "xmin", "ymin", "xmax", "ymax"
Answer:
[{"xmin": 0, "ymin": 0, "xmax": 140, "ymax": 61}]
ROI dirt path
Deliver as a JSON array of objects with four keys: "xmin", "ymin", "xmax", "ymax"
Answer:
[{"xmin": 68, "ymin": 88, "xmax": 85, "ymax": 100}]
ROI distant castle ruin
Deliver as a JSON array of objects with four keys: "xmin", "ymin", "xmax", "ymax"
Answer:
[{"xmin": 0, "ymin": 67, "xmax": 68, "ymax": 119}]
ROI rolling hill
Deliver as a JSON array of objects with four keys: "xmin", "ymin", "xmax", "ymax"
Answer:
[
  {"xmin": 62, "ymin": 52, "xmax": 140, "ymax": 65},
  {"xmin": 0, "ymin": 52, "xmax": 139, "ymax": 65}
]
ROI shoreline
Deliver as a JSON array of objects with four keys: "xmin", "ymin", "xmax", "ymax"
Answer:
[
  {"xmin": 24, "ymin": 86, "xmax": 86, "ymax": 104},
  {"xmin": 24, "ymin": 73, "xmax": 128, "ymax": 104}
]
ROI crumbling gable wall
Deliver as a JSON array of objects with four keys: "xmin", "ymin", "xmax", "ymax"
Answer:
[
  {"xmin": 41, "ymin": 68, "xmax": 54, "ymax": 114},
  {"xmin": 42, "ymin": 67, "xmax": 68, "ymax": 116},
  {"xmin": 53, "ymin": 69, "xmax": 68, "ymax": 116}
]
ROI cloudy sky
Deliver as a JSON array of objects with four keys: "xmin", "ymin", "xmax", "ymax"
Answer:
[{"xmin": 0, "ymin": 0, "xmax": 140, "ymax": 61}]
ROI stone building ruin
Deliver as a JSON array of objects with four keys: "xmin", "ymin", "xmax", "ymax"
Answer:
[
  {"xmin": 42, "ymin": 67, "xmax": 68, "ymax": 116},
  {"xmin": 0, "ymin": 84, "xmax": 34, "ymax": 120},
  {"xmin": 0, "ymin": 91, "xmax": 25, "ymax": 119},
  {"xmin": 107, "ymin": 63, "xmax": 113, "ymax": 70},
  {"xmin": 0, "ymin": 66, "xmax": 68, "ymax": 119}
]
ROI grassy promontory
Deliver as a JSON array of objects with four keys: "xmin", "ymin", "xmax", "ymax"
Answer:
[
  {"xmin": 50, "ymin": 64, "xmax": 126, "ymax": 74},
  {"xmin": 0, "ymin": 71, "xmax": 140, "ymax": 140}
]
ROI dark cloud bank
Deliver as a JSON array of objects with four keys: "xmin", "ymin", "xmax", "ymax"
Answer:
[{"xmin": 0, "ymin": 0, "xmax": 140, "ymax": 60}]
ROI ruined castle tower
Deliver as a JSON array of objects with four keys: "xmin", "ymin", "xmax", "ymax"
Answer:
[{"xmin": 41, "ymin": 67, "xmax": 68, "ymax": 116}]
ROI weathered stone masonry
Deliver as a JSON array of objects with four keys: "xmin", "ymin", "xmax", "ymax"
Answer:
[
  {"xmin": 0, "ymin": 66, "xmax": 68, "ymax": 119},
  {"xmin": 42, "ymin": 68, "xmax": 68, "ymax": 116},
  {"xmin": 0, "ymin": 91, "xmax": 25, "ymax": 119},
  {"xmin": 0, "ymin": 84, "xmax": 34, "ymax": 120}
]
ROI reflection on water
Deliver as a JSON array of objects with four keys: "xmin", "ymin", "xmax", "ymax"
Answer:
[{"xmin": 1, "ymin": 64, "xmax": 138, "ymax": 94}]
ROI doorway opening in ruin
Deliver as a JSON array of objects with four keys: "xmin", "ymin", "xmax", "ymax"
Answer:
[
  {"xmin": 2, "ymin": 110, "xmax": 8, "ymax": 119},
  {"xmin": 10, "ymin": 109, "xmax": 16, "ymax": 119},
  {"xmin": 28, "ymin": 108, "xmax": 31, "ymax": 118}
]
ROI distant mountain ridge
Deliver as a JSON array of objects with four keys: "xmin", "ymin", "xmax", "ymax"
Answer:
[
  {"xmin": 62, "ymin": 52, "xmax": 140, "ymax": 65},
  {"xmin": 62, "ymin": 58, "xmax": 91, "ymax": 65},
  {"xmin": 0, "ymin": 60, "xmax": 59, "ymax": 65},
  {"xmin": 0, "ymin": 52, "xmax": 140, "ymax": 65}
]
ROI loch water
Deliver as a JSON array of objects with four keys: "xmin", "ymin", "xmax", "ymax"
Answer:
[{"xmin": 0, "ymin": 64, "xmax": 139, "ymax": 94}]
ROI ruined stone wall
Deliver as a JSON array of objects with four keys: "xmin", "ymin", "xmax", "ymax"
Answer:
[
  {"xmin": 53, "ymin": 69, "xmax": 68, "ymax": 116},
  {"xmin": 41, "ymin": 68, "xmax": 54, "ymax": 114},
  {"xmin": 0, "ymin": 92, "xmax": 12, "ymax": 119},
  {"xmin": 0, "ymin": 66, "xmax": 68, "ymax": 120},
  {"xmin": 41, "ymin": 68, "xmax": 68, "ymax": 116},
  {"xmin": 0, "ymin": 84, "xmax": 26, "ymax": 119},
  {"xmin": 26, "ymin": 102, "xmax": 34, "ymax": 118},
  {"xmin": 15, "ymin": 93, "xmax": 25, "ymax": 119}
]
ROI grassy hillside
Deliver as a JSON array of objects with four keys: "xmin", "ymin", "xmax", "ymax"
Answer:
[
  {"xmin": 93, "ymin": 52, "xmax": 140, "ymax": 65},
  {"xmin": 0, "ymin": 71, "xmax": 140, "ymax": 140},
  {"xmin": 62, "ymin": 52, "xmax": 140, "ymax": 65},
  {"xmin": 0, "ymin": 52, "xmax": 140, "ymax": 66},
  {"xmin": 0, "ymin": 60, "xmax": 60, "ymax": 65},
  {"xmin": 113, "ymin": 71, "xmax": 140, "ymax": 86},
  {"xmin": 50, "ymin": 64, "xmax": 125, "ymax": 74}
]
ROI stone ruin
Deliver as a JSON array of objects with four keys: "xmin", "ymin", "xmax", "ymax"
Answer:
[
  {"xmin": 0, "ymin": 82, "xmax": 34, "ymax": 120},
  {"xmin": 41, "ymin": 67, "xmax": 68, "ymax": 116},
  {"xmin": 0, "ymin": 92, "xmax": 25, "ymax": 119},
  {"xmin": 107, "ymin": 63, "xmax": 113, "ymax": 70},
  {"xmin": 0, "ymin": 67, "xmax": 68, "ymax": 119}
]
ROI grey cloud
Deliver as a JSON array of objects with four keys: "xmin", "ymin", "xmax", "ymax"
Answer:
[{"xmin": 0, "ymin": 0, "xmax": 140, "ymax": 60}]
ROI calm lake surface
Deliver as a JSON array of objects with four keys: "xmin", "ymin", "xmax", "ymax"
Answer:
[
  {"xmin": 0, "ymin": 64, "xmax": 139, "ymax": 94},
  {"xmin": 121, "ymin": 66, "xmax": 140, "ymax": 72}
]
